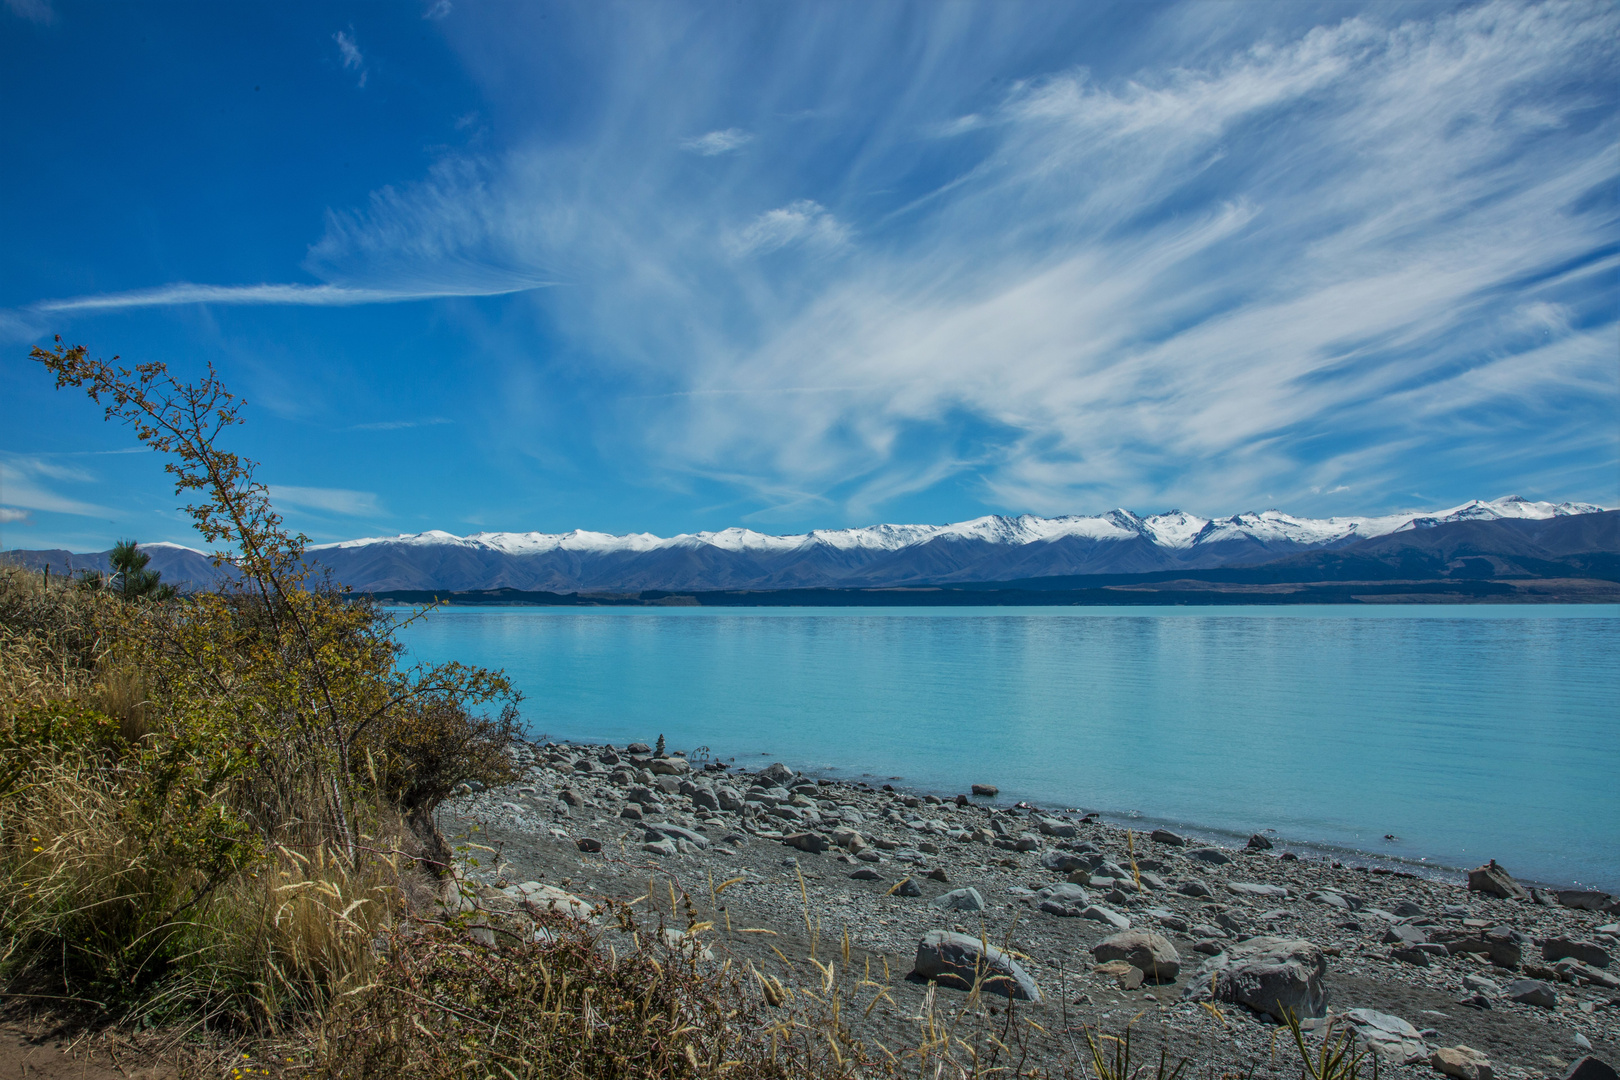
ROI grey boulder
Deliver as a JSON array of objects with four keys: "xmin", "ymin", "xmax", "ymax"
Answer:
[
  {"xmin": 1182, "ymin": 936, "xmax": 1328, "ymax": 1022},
  {"xmin": 644, "ymin": 822, "xmax": 710, "ymax": 849},
  {"xmin": 1542, "ymin": 937, "xmax": 1610, "ymax": 969},
  {"xmin": 1090, "ymin": 930, "xmax": 1180, "ymax": 982},
  {"xmin": 1186, "ymin": 847, "xmax": 1233, "ymax": 866},
  {"xmin": 1503, "ymin": 978, "xmax": 1557, "ymax": 1008},
  {"xmin": 1040, "ymin": 849, "xmax": 1100, "ymax": 874},
  {"xmin": 781, "ymin": 831, "xmax": 830, "ymax": 853},
  {"xmin": 1467, "ymin": 860, "xmax": 1528, "ymax": 900},
  {"xmin": 1343, "ymin": 1009, "xmax": 1429, "ymax": 1064},
  {"xmin": 912, "ymin": 930, "xmax": 1041, "ymax": 1001},
  {"xmin": 931, "ymin": 887, "xmax": 987, "ymax": 912},
  {"xmin": 1081, "ymin": 905, "xmax": 1132, "ymax": 930},
  {"xmin": 758, "ymin": 762, "xmax": 796, "ymax": 786},
  {"xmin": 1555, "ymin": 891, "xmax": 1615, "ymax": 912}
]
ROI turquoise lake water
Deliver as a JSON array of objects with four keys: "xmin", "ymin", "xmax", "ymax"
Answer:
[{"xmin": 394, "ymin": 606, "xmax": 1620, "ymax": 892}]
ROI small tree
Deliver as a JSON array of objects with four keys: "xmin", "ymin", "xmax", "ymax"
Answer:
[
  {"xmin": 30, "ymin": 337, "xmax": 519, "ymax": 863},
  {"xmin": 107, "ymin": 539, "xmax": 177, "ymax": 601}
]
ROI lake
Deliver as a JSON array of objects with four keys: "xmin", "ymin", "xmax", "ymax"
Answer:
[{"xmin": 394, "ymin": 605, "xmax": 1620, "ymax": 892}]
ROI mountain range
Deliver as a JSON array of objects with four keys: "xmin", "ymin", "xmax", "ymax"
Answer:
[{"xmin": 4, "ymin": 495, "xmax": 1611, "ymax": 595}]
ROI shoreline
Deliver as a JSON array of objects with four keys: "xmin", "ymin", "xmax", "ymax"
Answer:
[
  {"xmin": 438, "ymin": 736, "xmax": 1620, "ymax": 1077},
  {"xmin": 531, "ymin": 735, "xmax": 1619, "ymax": 896}
]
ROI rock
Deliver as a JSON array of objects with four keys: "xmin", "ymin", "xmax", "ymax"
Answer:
[
  {"xmin": 849, "ymin": 868, "xmax": 882, "ymax": 881},
  {"xmin": 1391, "ymin": 900, "xmax": 1425, "ymax": 917},
  {"xmin": 1187, "ymin": 847, "xmax": 1233, "ymax": 866},
  {"xmin": 1039, "ymin": 883, "xmax": 1090, "ymax": 904},
  {"xmin": 782, "ymin": 831, "xmax": 830, "ymax": 853},
  {"xmin": 1037, "ymin": 884, "xmax": 1091, "ymax": 917},
  {"xmin": 912, "ymin": 930, "xmax": 1042, "ymax": 1001},
  {"xmin": 1503, "ymin": 979, "xmax": 1557, "ymax": 1007},
  {"xmin": 925, "ymin": 868, "xmax": 950, "ymax": 883},
  {"xmin": 627, "ymin": 785, "xmax": 661, "ymax": 806},
  {"xmin": 1391, "ymin": 946, "xmax": 1433, "ymax": 967},
  {"xmin": 1150, "ymin": 829, "xmax": 1186, "ymax": 846},
  {"xmin": 1462, "ymin": 974, "xmax": 1503, "ymax": 995},
  {"xmin": 1345, "ymin": 1008, "xmax": 1429, "ymax": 1063},
  {"xmin": 970, "ymin": 784, "xmax": 999, "ymax": 797},
  {"xmin": 1435, "ymin": 926, "xmax": 1525, "ymax": 968},
  {"xmin": 1431, "ymin": 1046, "xmax": 1493, "ymax": 1080},
  {"xmin": 1467, "ymin": 860, "xmax": 1528, "ymax": 900},
  {"xmin": 1309, "ymin": 891, "xmax": 1352, "ymax": 910},
  {"xmin": 644, "ymin": 838, "xmax": 678, "ymax": 856},
  {"xmin": 1228, "ymin": 882, "xmax": 1289, "ymax": 898},
  {"xmin": 1177, "ymin": 879, "xmax": 1214, "ymax": 898},
  {"xmin": 715, "ymin": 785, "xmax": 744, "ymax": 811},
  {"xmin": 504, "ymin": 882, "xmax": 594, "ymax": 920},
  {"xmin": 645, "ymin": 822, "xmax": 711, "ymax": 849},
  {"xmin": 1543, "ymin": 938, "xmax": 1611, "ymax": 969},
  {"xmin": 1182, "ymin": 936, "xmax": 1328, "ymax": 1022},
  {"xmin": 558, "ymin": 788, "xmax": 585, "ymax": 807},
  {"xmin": 1246, "ymin": 833, "xmax": 1273, "ymax": 851},
  {"xmin": 625, "ymin": 742, "xmax": 651, "ymax": 754},
  {"xmin": 1384, "ymin": 925, "xmax": 1430, "ymax": 946},
  {"xmin": 648, "ymin": 756, "xmax": 691, "ymax": 776},
  {"xmin": 575, "ymin": 837, "xmax": 603, "ymax": 853},
  {"xmin": 1082, "ymin": 905, "xmax": 1132, "ymax": 930},
  {"xmin": 932, "ymin": 887, "xmax": 987, "ymax": 912},
  {"xmin": 1037, "ymin": 817, "xmax": 1080, "ymax": 838},
  {"xmin": 1553, "ymin": 959, "xmax": 1620, "ymax": 989},
  {"xmin": 895, "ymin": 878, "xmax": 923, "ymax": 897},
  {"xmin": 660, "ymin": 927, "xmax": 714, "ymax": 961},
  {"xmin": 1093, "ymin": 959, "xmax": 1145, "ymax": 989},
  {"xmin": 758, "ymin": 762, "xmax": 796, "ymax": 786},
  {"xmin": 1150, "ymin": 908, "xmax": 1190, "ymax": 933},
  {"xmin": 1091, "ymin": 931, "xmax": 1180, "ymax": 982},
  {"xmin": 1040, "ymin": 849, "xmax": 1098, "ymax": 874},
  {"xmin": 1556, "ymin": 891, "xmax": 1616, "ymax": 912},
  {"xmin": 654, "ymin": 775, "xmax": 684, "ymax": 795},
  {"xmin": 690, "ymin": 788, "xmax": 720, "ymax": 812},
  {"xmin": 619, "ymin": 804, "xmax": 644, "ymax": 821},
  {"xmin": 1562, "ymin": 1057, "xmax": 1619, "ymax": 1080},
  {"xmin": 1193, "ymin": 940, "xmax": 1225, "ymax": 955},
  {"xmin": 831, "ymin": 827, "xmax": 867, "ymax": 851}
]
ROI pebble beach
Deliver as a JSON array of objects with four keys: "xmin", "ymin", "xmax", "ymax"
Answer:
[{"xmin": 438, "ymin": 740, "xmax": 1620, "ymax": 1079}]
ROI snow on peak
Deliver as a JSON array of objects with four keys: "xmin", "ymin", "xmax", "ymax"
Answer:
[{"xmin": 307, "ymin": 496, "xmax": 1605, "ymax": 559}]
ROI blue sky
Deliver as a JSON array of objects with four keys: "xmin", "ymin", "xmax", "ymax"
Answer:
[{"xmin": 1, "ymin": 0, "xmax": 1616, "ymax": 553}]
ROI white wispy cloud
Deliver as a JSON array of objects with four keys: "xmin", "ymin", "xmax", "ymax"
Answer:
[
  {"xmin": 423, "ymin": 0, "xmax": 451, "ymax": 20},
  {"xmin": 0, "ymin": 458, "xmax": 111, "ymax": 517},
  {"xmin": 726, "ymin": 200, "xmax": 850, "ymax": 256},
  {"xmin": 349, "ymin": 417, "xmax": 453, "ymax": 431},
  {"xmin": 269, "ymin": 486, "xmax": 384, "ymax": 516},
  {"xmin": 0, "ymin": 507, "xmax": 31, "ymax": 524},
  {"xmin": 334, "ymin": 29, "xmax": 367, "ymax": 88},
  {"xmin": 9, "ymin": 279, "xmax": 551, "ymax": 324},
  {"xmin": 241, "ymin": 3, "xmax": 1620, "ymax": 516},
  {"xmin": 2, "ymin": 0, "xmax": 54, "ymax": 25},
  {"xmin": 681, "ymin": 128, "xmax": 752, "ymax": 156}
]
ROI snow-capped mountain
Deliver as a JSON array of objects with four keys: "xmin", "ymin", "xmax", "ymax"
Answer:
[
  {"xmin": 6, "ymin": 496, "xmax": 1607, "ymax": 594},
  {"xmin": 298, "ymin": 495, "xmax": 1606, "ymax": 593}
]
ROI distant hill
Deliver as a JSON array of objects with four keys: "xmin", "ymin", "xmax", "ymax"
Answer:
[
  {"xmin": 3, "ymin": 542, "xmax": 226, "ymax": 591},
  {"xmin": 4, "ymin": 497, "xmax": 1612, "ymax": 600}
]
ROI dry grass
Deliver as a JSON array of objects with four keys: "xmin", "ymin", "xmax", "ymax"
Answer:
[{"xmin": 318, "ymin": 901, "xmax": 873, "ymax": 1080}]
